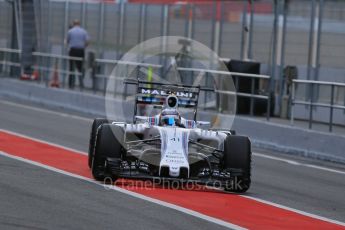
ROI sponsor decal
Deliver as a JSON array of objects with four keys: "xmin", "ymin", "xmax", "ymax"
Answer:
[{"xmin": 141, "ymin": 88, "xmax": 193, "ymax": 98}]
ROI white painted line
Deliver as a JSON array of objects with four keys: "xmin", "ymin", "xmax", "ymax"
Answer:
[
  {"xmin": 303, "ymin": 164, "xmax": 345, "ymax": 175},
  {"xmin": 253, "ymin": 152, "xmax": 345, "ymax": 175},
  {"xmin": 0, "ymin": 151, "xmax": 246, "ymax": 230},
  {"xmin": 241, "ymin": 195, "xmax": 345, "ymax": 227},
  {"xmin": 0, "ymin": 100, "xmax": 92, "ymax": 122},
  {"xmin": 0, "ymin": 129, "xmax": 87, "ymax": 156}
]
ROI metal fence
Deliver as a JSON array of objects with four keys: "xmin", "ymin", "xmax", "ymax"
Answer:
[
  {"xmin": 2, "ymin": 0, "xmax": 345, "ymax": 81},
  {"xmin": 291, "ymin": 79, "xmax": 345, "ymax": 132},
  {"xmin": 0, "ymin": 47, "xmax": 272, "ymax": 119}
]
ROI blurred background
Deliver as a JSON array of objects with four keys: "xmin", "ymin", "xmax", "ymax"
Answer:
[{"xmin": 0, "ymin": 0, "xmax": 344, "ymax": 132}]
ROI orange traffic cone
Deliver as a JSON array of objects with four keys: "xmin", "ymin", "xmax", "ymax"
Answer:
[
  {"xmin": 31, "ymin": 65, "xmax": 39, "ymax": 80},
  {"xmin": 20, "ymin": 74, "xmax": 31, "ymax": 80},
  {"xmin": 49, "ymin": 61, "xmax": 60, "ymax": 88},
  {"xmin": 20, "ymin": 65, "xmax": 39, "ymax": 81}
]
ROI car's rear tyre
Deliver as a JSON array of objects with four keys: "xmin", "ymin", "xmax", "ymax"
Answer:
[
  {"xmin": 88, "ymin": 118, "xmax": 109, "ymax": 168},
  {"xmin": 222, "ymin": 135, "xmax": 251, "ymax": 193},
  {"xmin": 92, "ymin": 124, "xmax": 124, "ymax": 181}
]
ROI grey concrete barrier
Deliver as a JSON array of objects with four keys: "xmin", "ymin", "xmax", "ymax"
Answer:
[
  {"xmin": 1, "ymin": 78, "xmax": 344, "ymax": 164},
  {"xmin": 0, "ymin": 78, "xmax": 107, "ymax": 117},
  {"xmin": 232, "ymin": 116, "xmax": 345, "ymax": 164}
]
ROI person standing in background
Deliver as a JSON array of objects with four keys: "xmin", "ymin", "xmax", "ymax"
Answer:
[{"xmin": 66, "ymin": 19, "xmax": 89, "ymax": 89}]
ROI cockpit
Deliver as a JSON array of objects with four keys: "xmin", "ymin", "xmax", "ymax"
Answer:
[{"xmin": 159, "ymin": 95, "xmax": 182, "ymax": 127}]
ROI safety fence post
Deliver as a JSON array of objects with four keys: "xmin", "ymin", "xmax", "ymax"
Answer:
[{"xmin": 329, "ymin": 84, "xmax": 334, "ymax": 132}]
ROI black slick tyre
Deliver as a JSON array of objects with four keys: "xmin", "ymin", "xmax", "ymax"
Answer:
[
  {"xmin": 222, "ymin": 135, "xmax": 251, "ymax": 193},
  {"xmin": 92, "ymin": 124, "xmax": 123, "ymax": 181},
  {"xmin": 88, "ymin": 118, "xmax": 108, "ymax": 168}
]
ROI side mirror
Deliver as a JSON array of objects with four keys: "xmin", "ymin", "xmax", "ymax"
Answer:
[
  {"xmin": 135, "ymin": 116, "xmax": 148, "ymax": 122},
  {"xmin": 196, "ymin": 121, "xmax": 210, "ymax": 126},
  {"xmin": 153, "ymin": 105, "xmax": 163, "ymax": 109}
]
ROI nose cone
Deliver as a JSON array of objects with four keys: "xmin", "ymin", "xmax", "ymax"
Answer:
[{"xmin": 169, "ymin": 166, "xmax": 180, "ymax": 177}]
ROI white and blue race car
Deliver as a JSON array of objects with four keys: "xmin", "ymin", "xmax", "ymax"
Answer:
[{"xmin": 88, "ymin": 79, "xmax": 251, "ymax": 193}]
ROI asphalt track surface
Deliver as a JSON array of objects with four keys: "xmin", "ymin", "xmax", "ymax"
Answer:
[{"xmin": 0, "ymin": 98, "xmax": 345, "ymax": 229}]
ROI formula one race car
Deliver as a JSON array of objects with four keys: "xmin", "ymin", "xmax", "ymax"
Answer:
[{"xmin": 88, "ymin": 79, "xmax": 251, "ymax": 193}]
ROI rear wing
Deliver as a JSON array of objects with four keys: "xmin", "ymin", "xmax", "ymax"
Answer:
[{"xmin": 123, "ymin": 78, "xmax": 214, "ymax": 122}]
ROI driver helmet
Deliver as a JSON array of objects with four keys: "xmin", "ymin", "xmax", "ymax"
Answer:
[{"xmin": 160, "ymin": 108, "xmax": 180, "ymax": 126}]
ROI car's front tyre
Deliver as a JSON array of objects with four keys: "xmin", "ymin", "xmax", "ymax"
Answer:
[
  {"xmin": 92, "ymin": 124, "xmax": 124, "ymax": 181},
  {"xmin": 88, "ymin": 118, "xmax": 109, "ymax": 168},
  {"xmin": 222, "ymin": 135, "xmax": 251, "ymax": 193}
]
